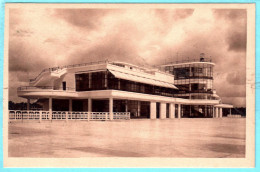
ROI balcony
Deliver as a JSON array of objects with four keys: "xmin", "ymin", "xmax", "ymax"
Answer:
[
  {"xmin": 17, "ymin": 86, "xmax": 75, "ymax": 91},
  {"xmin": 17, "ymin": 86, "xmax": 78, "ymax": 99},
  {"xmin": 29, "ymin": 60, "xmax": 110, "ymax": 83}
]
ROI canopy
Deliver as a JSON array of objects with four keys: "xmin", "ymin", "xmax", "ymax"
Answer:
[{"xmin": 109, "ymin": 70, "xmax": 178, "ymax": 89}]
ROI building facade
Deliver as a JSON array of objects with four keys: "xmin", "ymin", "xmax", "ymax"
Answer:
[
  {"xmin": 16, "ymin": 59, "xmax": 233, "ymax": 120},
  {"xmin": 160, "ymin": 55, "xmax": 223, "ymax": 118}
]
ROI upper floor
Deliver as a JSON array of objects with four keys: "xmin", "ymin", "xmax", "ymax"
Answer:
[
  {"xmin": 160, "ymin": 57, "xmax": 215, "ymax": 80},
  {"xmin": 18, "ymin": 59, "xmax": 221, "ymax": 101},
  {"xmin": 19, "ymin": 61, "xmax": 179, "ymax": 98}
]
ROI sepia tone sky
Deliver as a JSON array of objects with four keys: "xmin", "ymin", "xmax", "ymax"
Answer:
[{"xmin": 8, "ymin": 7, "xmax": 247, "ymax": 107}]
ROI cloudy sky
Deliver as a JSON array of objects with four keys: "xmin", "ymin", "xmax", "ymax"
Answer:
[{"xmin": 8, "ymin": 6, "xmax": 247, "ymax": 107}]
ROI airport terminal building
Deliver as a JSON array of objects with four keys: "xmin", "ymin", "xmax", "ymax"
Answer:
[{"xmin": 16, "ymin": 57, "xmax": 233, "ymax": 120}]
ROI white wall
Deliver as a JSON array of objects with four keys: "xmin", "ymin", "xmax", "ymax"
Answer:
[{"xmin": 63, "ymin": 73, "xmax": 75, "ymax": 90}]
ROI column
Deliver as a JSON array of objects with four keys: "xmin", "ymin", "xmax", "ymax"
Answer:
[
  {"xmin": 160, "ymin": 103, "xmax": 166, "ymax": 119},
  {"xmin": 150, "ymin": 101, "xmax": 156, "ymax": 119},
  {"xmin": 69, "ymin": 99, "xmax": 72, "ymax": 112},
  {"xmin": 27, "ymin": 99, "xmax": 30, "ymax": 111},
  {"xmin": 178, "ymin": 104, "xmax": 181, "ymax": 119},
  {"xmin": 109, "ymin": 97, "xmax": 113, "ymax": 120},
  {"xmin": 215, "ymin": 107, "xmax": 219, "ymax": 118},
  {"xmin": 219, "ymin": 108, "xmax": 223, "ymax": 118},
  {"xmin": 230, "ymin": 108, "xmax": 232, "ymax": 116},
  {"xmin": 169, "ymin": 103, "xmax": 175, "ymax": 119},
  {"xmin": 88, "ymin": 98, "xmax": 92, "ymax": 121},
  {"xmin": 213, "ymin": 107, "xmax": 215, "ymax": 118},
  {"xmin": 49, "ymin": 98, "xmax": 52, "ymax": 121}
]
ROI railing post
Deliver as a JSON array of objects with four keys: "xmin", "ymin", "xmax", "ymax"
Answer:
[
  {"xmin": 66, "ymin": 112, "xmax": 68, "ymax": 122},
  {"xmin": 105, "ymin": 112, "xmax": 108, "ymax": 121},
  {"xmin": 88, "ymin": 112, "xmax": 90, "ymax": 121},
  {"xmin": 14, "ymin": 111, "xmax": 16, "ymax": 121},
  {"xmin": 39, "ymin": 111, "xmax": 42, "ymax": 123}
]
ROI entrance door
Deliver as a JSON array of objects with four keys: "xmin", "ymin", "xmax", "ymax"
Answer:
[{"xmin": 62, "ymin": 82, "xmax": 66, "ymax": 90}]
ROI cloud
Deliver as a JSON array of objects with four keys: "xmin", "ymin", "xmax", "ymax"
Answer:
[
  {"xmin": 9, "ymin": 38, "xmax": 49, "ymax": 72},
  {"xmin": 227, "ymin": 30, "xmax": 247, "ymax": 51},
  {"xmin": 54, "ymin": 9, "xmax": 116, "ymax": 30},
  {"xmin": 226, "ymin": 72, "xmax": 246, "ymax": 85},
  {"xmin": 213, "ymin": 9, "xmax": 247, "ymax": 52}
]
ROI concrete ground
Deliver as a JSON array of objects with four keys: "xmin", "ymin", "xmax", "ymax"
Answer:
[{"xmin": 8, "ymin": 118, "xmax": 245, "ymax": 158}]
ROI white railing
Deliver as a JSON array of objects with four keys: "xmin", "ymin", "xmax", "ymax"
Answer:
[
  {"xmin": 8, "ymin": 110, "xmax": 130, "ymax": 122},
  {"xmin": 227, "ymin": 114, "xmax": 242, "ymax": 118},
  {"xmin": 113, "ymin": 112, "xmax": 131, "ymax": 120}
]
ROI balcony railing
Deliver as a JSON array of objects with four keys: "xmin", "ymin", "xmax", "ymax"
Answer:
[
  {"xmin": 173, "ymin": 58, "xmax": 213, "ymax": 64},
  {"xmin": 17, "ymin": 86, "xmax": 76, "ymax": 91},
  {"xmin": 8, "ymin": 110, "xmax": 130, "ymax": 121},
  {"xmin": 29, "ymin": 60, "xmax": 110, "ymax": 82}
]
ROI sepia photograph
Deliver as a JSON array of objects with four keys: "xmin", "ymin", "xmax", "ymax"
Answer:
[{"xmin": 3, "ymin": 3, "xmax": 255, "ymax": 168}]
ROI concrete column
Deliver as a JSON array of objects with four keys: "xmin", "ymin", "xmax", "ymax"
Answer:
[
  {"xmin": 109, "ymin": 97, "xmax": 113, "ymax": 120},
  {"xmin": 215, "ymin": 107, "xmax": 219, "ymax": 118},
  {"xmin": 230, "ymin": 108, "xmax": 232, "ymax": 115},
  {"xmin": 49, "ymin": 98, "xmax": 52, "ymax": 121},
  {"xmin": 219, "ymin": 108, "xmax": 223, "ymax": 118},
  {"xmin": 178, "ymin": 104, "xmax": 181, "ymax": 119},
  {"xmin": 169, "ymin": 103, "xmax": 175, "ymax": 119},
  {"xmin": 213, "ymin": 107, "xmax": 215, "ymax": 118},
  {"xmin": 160, "ymin": 103, "xmax": 166, "ymax": 119},
  {"xmin": 150, "ymin": 101, "xmax": 156, "ymax": 119},
  {"xmin": 27, "ymin": 99, "xmax": 30, "ymax": 111},
  {"xmin": 88, "ymin": 98, "xmax": 92, "ymax": 112},
  {"xmin": 69, "ymin": 99, "xmax": 72, "ymax": 112},
  {"xmin": 88, "ymin": 98, "xmax": 92, "ymax": 121}
]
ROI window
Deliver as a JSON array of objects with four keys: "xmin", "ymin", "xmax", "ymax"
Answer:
[
  {"xmin": 174, "ymin": 67, "xmax": 190, "ymax": 79},
  {"xmin": 76, "ymin": 71, "xmax": 107, "ymax": 91},
  {"xmin": 75, "ymin": 73, "xmax": 89, "ymax": 91}
]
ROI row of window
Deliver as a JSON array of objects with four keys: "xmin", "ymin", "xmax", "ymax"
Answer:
[
  {"xmin": 164, "ymin": 65, "xmax": 213, "ymax": 79},
  {"xmin": 176, "ymin": 83, "xmax": 213, "ymax": 93},
  {"xmin": 175, "ymin": 93, "xmax": 218, "ymax": 100},
  {"xmin": 75, "ymin": 71, "xmax": 179, "ymax": 97},
  {"xmin": 75, "ymin": 71, "xmax": 216, "ymax": 100}
]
